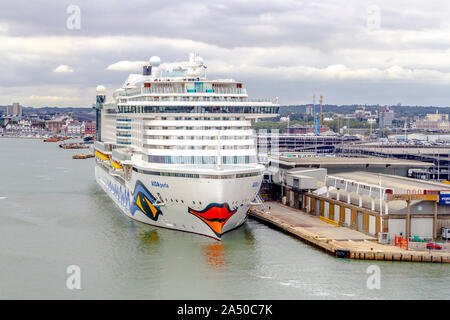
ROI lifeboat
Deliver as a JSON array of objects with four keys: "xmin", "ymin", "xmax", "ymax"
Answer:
[
  {"xmin": 94, "ymin": 150, "xmax": 110, "ymax": 161},
  {"xmin": 111, "ymin": 161, "xmax": 123, "ymax": 169}
]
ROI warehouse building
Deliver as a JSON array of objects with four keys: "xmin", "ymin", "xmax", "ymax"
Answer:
[{"xmin": 264, "ymin": 154, "xmax": 449, "ymax": 241}]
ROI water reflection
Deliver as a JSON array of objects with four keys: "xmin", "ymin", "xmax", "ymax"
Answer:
[
  {"xmin": 201, "ymin": 222, "xmax": 257, "ymax": 271},
  {"xmin": 202, "ymin": 242, "xmax": 228, "ymax": 270},
  {"xmin": 137, "ymin": 229, "xmax": 160, "ymax": 246}
]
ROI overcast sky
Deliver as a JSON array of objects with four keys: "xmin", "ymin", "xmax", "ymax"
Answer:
[{"xmin": 1, "ymin": 0, "xmax": 450, "ymax": 107}]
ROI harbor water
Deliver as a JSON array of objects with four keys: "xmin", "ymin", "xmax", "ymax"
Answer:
[{"xmin": 0, "ymin": 138, "xmax": 449, "ymax": 299}]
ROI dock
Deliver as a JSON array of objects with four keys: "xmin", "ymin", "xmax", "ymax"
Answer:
[{"xmin": 249, "ymin": 201, "xmax": 450, "ymax": 263}]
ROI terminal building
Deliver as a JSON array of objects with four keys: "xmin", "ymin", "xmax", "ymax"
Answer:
[
  {"xmin": 262, "ymin": 153, "xmax": 450, "ymax": 241},
  {"xmin": 257, "ymin": 132, "xmax": 360, "ymax": 154},
  {"xmin": 338, "ymin": 145, "xmax": 450, "ymax": 181}
]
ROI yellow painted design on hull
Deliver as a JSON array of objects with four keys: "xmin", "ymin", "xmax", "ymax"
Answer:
[
  {"xmin": 136, "ymin": 193, "xmax": 159, "ymax": 219},
  {"xmin": 144, "ymin": 196, "xmax": 159, "ymax": 219},
  {"xmin": 136, "ymin": 194, "xmax": 146, "ymax": 214}
]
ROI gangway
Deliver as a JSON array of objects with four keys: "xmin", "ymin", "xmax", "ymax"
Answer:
[{"xmin": 250, "ymin": 193, "xmax": 268, "ymax": 214}]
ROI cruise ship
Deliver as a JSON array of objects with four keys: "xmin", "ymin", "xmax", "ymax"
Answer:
[{"xmin": 93, "ymin": 53, "xmax": 279, "ymax": 240}]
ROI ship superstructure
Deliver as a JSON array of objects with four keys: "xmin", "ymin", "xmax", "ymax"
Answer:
[{"xmin": 93, "ymin": 53, "xmax": 279, "ymax": 240}]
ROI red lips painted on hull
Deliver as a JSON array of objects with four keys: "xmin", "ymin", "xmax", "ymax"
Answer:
[{"xmin": 188, "ymin": 203, "xmax": 237, "ymax": 238}]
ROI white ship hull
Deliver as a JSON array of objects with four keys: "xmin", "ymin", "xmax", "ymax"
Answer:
[{"xmin": 95, "ymin": 163, "xmax": 263, "ymax": 240}]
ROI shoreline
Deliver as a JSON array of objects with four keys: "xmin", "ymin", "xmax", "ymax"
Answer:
[
  {"xmin": 0, "ymin": 135, "xmax": 45, "ymax": 139},
  {"xmin": 0, "ymin": 135, "xmax": 77, "ymax": 140}
]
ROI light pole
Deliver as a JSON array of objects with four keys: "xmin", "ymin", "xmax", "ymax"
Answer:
[{"xmin": 368, "ymin": 118, "xmax": 376, "ymax": 138}]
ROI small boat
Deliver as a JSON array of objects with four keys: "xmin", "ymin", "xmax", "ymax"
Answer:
[
  {"xmin": 44, "ymin": 137, "xmax": 61, "ymax": 142},
  {"xmin": 73, "ymin": 153, "xmax": 94, "ymax": 159},
  {"xmin": 59, "ymin": 143, "xmax": 89, "ymax": 149}
]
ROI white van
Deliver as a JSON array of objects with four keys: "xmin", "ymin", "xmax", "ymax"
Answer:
[{"xmin": 441, "ymin": 227, "xmax": 450, "ymax": 241}]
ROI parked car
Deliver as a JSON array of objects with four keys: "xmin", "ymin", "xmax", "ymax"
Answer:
[{"xmin": 426, "ymin": 242, "xmax": 442, "ymax": 250}]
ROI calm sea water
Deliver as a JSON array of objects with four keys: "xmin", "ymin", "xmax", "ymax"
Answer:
[{"xmin": 0, "ymin": 138, "xmax": 449, "ymax": 299}]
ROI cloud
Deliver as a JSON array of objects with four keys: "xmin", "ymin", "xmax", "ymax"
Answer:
[
  {"xmin": 54, "ymin": 65, "xmax": 74, "ymax": 73},
  {"xmin": 0, "ymin": 23, "xmax": 8, "ymax": 33},
  {"xmin": 106, "ymin": 60, "xmax": 147, "ymax": 71},
  {"xmin": 0, "ymin": 85, "xmax": 90, "ymax": 107},
  {"xmin": 213, "ymin": 62, "xmax": 450, "ymax": 83},
  {"xmin": 1, "ymin": 1, "xmax": 450, "ymax": 106},
  {"xmin": 29, "ymin": 94, "xmax": 78, "ymax": 102}
]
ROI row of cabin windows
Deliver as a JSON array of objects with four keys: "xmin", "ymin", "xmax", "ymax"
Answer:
[
  {"xmin": 118, "ymin": 106, "xmax": 278, "ymax": 114},
  {"xmin": 128, "ymin": 96, "xmax": 246, "ymax": 102},
  {"xmin": 147, "ymin": 155, "xmax": 256, "ymax": 164},
  {"xmin": 117, "ymin": 116, "xmax": 245, "ymax": 121},
  {"xmin": 158, "ymin": 116, "xmax": 243, "ymax": 121},
  {"xmin": 132, "ymin": 167, "xmax": 259, "ymax": 179},
  {"xmin": 154, "ymin": 126, "xmax": 245, "ymax": 130},
  {"xmin": 143, "ymin": 145, "xmax": 252, "ymax": 150},
  {"xmin": 143, "ymin": 135, "xmax": 251, "ymax": 140}
]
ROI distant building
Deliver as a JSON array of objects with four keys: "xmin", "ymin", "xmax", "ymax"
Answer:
[
  {"xmin": 354, "ymin": 106, "xmax": 372, "ymax": 119},
  {"xmin": 412, "ymin": 111, "xmax": 449, "ymax": 131},
  {"xmin": 65, "ymin": 122, "xmax": 83, "ymax": 136},
  {"xmin": 285, "ymin": 124, "xmax": 330, "ymax": 134},
  {"xmin": 424, "ymin": 111, "xmax": 448, "ymax": 122},
  {"xmin": 354, "ymin": 106, "xmax": 365, "ymax": 119},
  {"xmin": 47, "ymin": 120, "xmax": 64, "ymax": 133},
  {"xmin": 6, "ymin": 102, "xmax": 23, "ymax": 116},
  {"xmin": 83, "ymin": 121, "xmax": 96, "ymax": 135},
  {"xmin": 379, "ymin": 106, "xmax": 394, "ymax": 127},
  {"xmin": 305, "ymin": 105, "xmax": 313, "ymax": 116}
]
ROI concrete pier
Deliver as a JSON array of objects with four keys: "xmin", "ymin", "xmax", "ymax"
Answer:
[{"xmin": 249, "ymin": 201, "xmax": 450, "ymax": 263}]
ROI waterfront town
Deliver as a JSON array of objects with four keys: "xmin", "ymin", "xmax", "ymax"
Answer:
[
  {"xmin": 0, "ymin": 103, "xmax": 96, "ymax": 138},
  {"xmin": 1, "ymin": 102, "xmax": 449, "ymax": 140}
]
